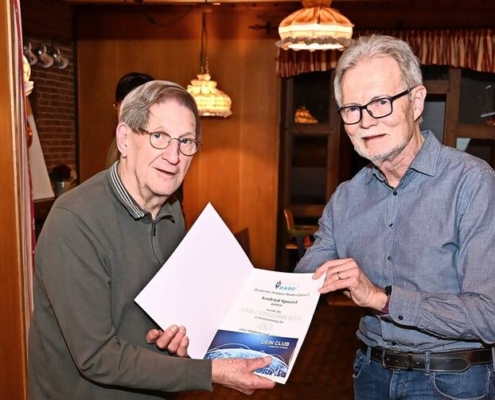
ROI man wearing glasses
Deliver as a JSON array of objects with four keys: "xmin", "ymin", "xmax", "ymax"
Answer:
[
  {"xmin": 28, "ymin": 81, "xmax": 275, "ymax": 399},
  {"xmin": 296, "ymin": 35, "xmax": 495, "ymax": 399}
]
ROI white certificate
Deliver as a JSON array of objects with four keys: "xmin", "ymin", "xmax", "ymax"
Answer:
[{"xmin": 135, "ymin": 203, "xmax": 323, "ymax": 384}]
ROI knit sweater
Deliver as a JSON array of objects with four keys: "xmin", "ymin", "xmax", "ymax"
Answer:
[{"xmin": 28, "ymin": 164, "xmax": 212, "ymax": 400}]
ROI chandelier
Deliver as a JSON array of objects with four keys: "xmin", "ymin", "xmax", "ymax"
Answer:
[
  {"xmin": 276, "ymin": 0, "xmax": 354, "ymax": 51},
  {"xmin": 187, "ymin": 12, "xmax": 232, "ymax": 118}
]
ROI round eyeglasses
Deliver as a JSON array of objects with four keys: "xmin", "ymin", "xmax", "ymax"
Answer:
[
  {"xmin": 138, "ymin": 128, "xmax": 202, "ymax": 156},
  {"xmin": 338, "ymin": 87, "xmax": 415, "ymax": 125}
]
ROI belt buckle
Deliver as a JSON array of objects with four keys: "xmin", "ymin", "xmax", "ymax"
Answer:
[{"xmin": 382, "ymin": 351, "xmax": 415, "ymax": 371}]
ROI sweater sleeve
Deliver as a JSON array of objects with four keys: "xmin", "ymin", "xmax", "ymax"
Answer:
[{"xmin": 35, "ymin": 205, "xmax": 213, "ymax": 393}]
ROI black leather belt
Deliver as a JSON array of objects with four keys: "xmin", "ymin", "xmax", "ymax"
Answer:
[{"xmin": 360, "ymin": 342, "xmax": 493, "ymax": 372}]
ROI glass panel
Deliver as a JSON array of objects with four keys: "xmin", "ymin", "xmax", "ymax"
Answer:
[
  {"xmin": 290, "ymin": 136, "xmax": 327, "ymax": 205},
  {"xmin": 459, "ymin": 70, "xmax": 495, "ymax": 125},
  {"xmin": 456, "ymin": 138, "xmax": 494, "ymax": 166},
  {"xmin": 421, "ymin": 93, "xmax": 445, "ymax": 143},
  {"xmin": 292, "ymin": 71, "xmax": 330, "ymax": 125}
]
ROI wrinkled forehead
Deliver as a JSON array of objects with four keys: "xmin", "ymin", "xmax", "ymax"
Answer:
[
  {"xmin": 146, "ymin": 100, "xmax": 198, "ymax": 135},
  {"xmin": 341, "ymin": 57, "xmax": 403, "ymax": 97}
]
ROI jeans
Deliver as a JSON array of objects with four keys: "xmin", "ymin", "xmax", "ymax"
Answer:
[{"xmin": 353, "ymin": 348, "xmax": 495, "ymax": 400}]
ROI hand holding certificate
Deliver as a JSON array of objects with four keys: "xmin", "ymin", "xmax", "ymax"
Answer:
[{"xmin": 135, "ymin": 203, "xmax": 323, "ymax": 384}]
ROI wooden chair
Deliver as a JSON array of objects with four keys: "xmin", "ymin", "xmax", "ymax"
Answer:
[
  {"xmin": 283, "ymin": 209, "xmax": 356, "ymax": 307},
  {"xmin": 283, "ymin": 208, "xmax": 317, "ymax": 259}
]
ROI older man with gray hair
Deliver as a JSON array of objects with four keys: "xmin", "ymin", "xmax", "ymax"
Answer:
[
  {"xmin": 296, "ymin": 35, "xmax": 495, "ymax": 399},
  {"xmin": 29, "ymin": 80, "xmax": 275, "ymax": 400}
]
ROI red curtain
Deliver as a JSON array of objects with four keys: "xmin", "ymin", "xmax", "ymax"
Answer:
[{"xmin": 276, "ymin": 29, "xmax": 495, "ymax": 78}]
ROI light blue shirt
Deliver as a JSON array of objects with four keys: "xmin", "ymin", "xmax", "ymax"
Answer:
[{"xmin": 296, "ymin": 131, "xmax": 495, "ymax": 352}]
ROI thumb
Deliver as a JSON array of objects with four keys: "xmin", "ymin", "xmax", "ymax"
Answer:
[
  {"xmin": 249, "ymin": 356, "xmax": 272, "ymax": 370},
  {"xmin": 146, "ymin": 329, "xmax": 160, "ymax": 343}
]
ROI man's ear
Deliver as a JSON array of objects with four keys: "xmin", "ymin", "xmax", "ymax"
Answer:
[
  {"xmin": 412, "ymin": 85, "xmax": 427, "ymax": 121},
  {"xmin": 116, "ymin": 123, "xmax": 130, "ymax": 157}
]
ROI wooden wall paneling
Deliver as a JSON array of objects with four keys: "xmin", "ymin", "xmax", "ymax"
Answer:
[
  {"xmin": 77, "ymin": 7, "xmax": 203, "ymax": 181},
  {"xmin": 77, "ymin": 40, "xmax": 119, "ymax": 180},
  {"xmin": 77, "ymin": 37, "xmax": 201, "ymax": 180},
  {"xmin": 183, "ymin": 11, "xmax": 243, "ymax": 229},
  {"xmin": 235, "ymin": 26, "xmax": 279, "ymax": 270},
  {"xmin": 76, "ymin": 6, "xmax": 279, "ymax": 269},
  {"xmin": 183, "ymin": 11, "xmax": 279, "ymax": 270},
  {"xmin": 187, "ymin": 116, "xmax": 242, "ymax": 233},
  {"xmin": 0, "ymin": 1, "xmax": 28, "ymax": 399}
]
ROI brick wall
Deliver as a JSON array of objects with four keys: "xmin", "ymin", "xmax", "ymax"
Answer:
[{"xmin": 20, "ymin": 0, "xmax": 77, "ymax": 180}]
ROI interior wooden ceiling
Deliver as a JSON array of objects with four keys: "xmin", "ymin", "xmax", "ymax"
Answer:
[
  {"xmin": 63, "ymin": 0, "xmax": 493, "ymax": 5},
  {"xmin": 67, "ymin": 0, "xmax": 495, "ymax": 30}
]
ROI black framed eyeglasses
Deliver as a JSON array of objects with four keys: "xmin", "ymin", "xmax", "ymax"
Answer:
[
  {"xmin": 338, "ymin": 87, "xmax": 415, "ymax": 125},
  {"xmin": 138, "ymin": 128, "xmax": 202, "ymax": 156}
]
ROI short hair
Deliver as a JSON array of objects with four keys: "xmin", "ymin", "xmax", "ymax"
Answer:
[
  {"xmin": 334, "ymin": 35, "xmax": 423, "ymax": 107},
  {"xmin": 119, "ymin": 80, "xmax": 201, "ymax": 140},
  {"xmin": 114, "ymin": 72, "xmax": 155, "ymax": 104}
]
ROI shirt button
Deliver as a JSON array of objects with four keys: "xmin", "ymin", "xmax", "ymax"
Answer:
[
  {"xmin": 393, "ymin": 191, "xmax": 398, "ymax": 196},
  {"xmin": 398, "ymin": 315, "xmax": 404, "ymax": 321},
  {"xmin": 387, "ymin": 255, "xmax": 392, "ymax": 261},
  {"xmin": 389, "ymin": 223, "xmax": 394, "ymax": 228}
]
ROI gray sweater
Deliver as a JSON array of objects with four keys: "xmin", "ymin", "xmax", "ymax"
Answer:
[{"xmin": 28, "ymin": 164, "xmax": 212, "ymax": 399}]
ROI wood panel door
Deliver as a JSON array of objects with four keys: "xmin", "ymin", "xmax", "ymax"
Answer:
[{"xmin": 0, "ymin": 1, "xmax": 29, "ymax": 398}]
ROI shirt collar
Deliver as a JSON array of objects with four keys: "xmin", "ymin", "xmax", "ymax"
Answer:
[
  {"xmin": 108, "ymin": 162, "xmax": 176, "ymax": 220},
  {"xmin": 109, "ymin": 162, "xmax": 146, "ymax": 219},
  {"xmin": 364, "ymin": 130, "xmax": 440, "ymax": 184},
  {"xmin": 408, "ymin": 130, "xmax": 440, "ymax": 177}
]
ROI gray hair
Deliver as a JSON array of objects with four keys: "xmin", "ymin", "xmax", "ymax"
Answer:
[
  {"xmin": 334, "ymin": 35, "xmax": 423, "ymax": 107},
  {"xmin": 119, "ymin": 80, "xmax": 201, "ymax": 139}
]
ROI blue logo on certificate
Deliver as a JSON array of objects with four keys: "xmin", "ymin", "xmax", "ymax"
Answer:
[{"xmin": 204, "ymin": 330, "xmax": 298, "ymax": 378}]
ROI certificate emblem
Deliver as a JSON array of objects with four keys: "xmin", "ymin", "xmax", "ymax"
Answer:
[{"xmin": 275, "ymin": 280, "xmax": 298, "ymax": 291}]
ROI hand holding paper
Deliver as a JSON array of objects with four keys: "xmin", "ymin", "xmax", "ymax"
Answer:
[
  {"xmin": 135, "ymin": 203, "xmax": 323, "ymax": 384},
  {"xmin": 146, "ymin": 325, "xmax": 189, "ymax": 357},
  {"xmin": 212, "ymin": 357, "xmax": 276, "ymax": 395}
]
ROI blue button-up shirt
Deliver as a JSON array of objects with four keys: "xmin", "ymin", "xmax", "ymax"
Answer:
[{"xmin": 296, "ymin": 131, "xmax": 495, "ymax": 352}]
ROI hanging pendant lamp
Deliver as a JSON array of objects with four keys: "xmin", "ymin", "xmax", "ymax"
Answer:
[
  {"xmin": 277, "ymin": 0, "xmax": 354, "ymax": 51},
  {"xmin": 187, "ymin": 12, "xmax": 232, "ymax": 118}
]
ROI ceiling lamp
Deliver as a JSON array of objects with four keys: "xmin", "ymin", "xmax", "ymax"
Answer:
[
  {"xmin": 187, "ymin": 12, "xmax": 232, "ymax": 118},
  {"xmin": 276, "ymin": 0, "xmax": 354, "ymax": 51}
]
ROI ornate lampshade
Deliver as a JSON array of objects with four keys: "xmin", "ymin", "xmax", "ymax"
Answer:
[
  {"xmin": 187, "ymin": 12, "xmax": 232, "ymax": 118},
  {"xmin": 277, "ymin": 0, "xmax": 354, "ymax": 51},
  {"xmin": 187, "ymin": 73, "xmax": 232, "ymax": 118}
]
